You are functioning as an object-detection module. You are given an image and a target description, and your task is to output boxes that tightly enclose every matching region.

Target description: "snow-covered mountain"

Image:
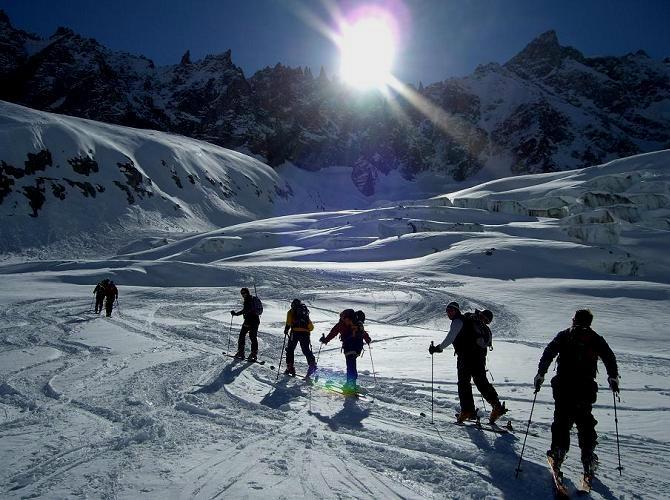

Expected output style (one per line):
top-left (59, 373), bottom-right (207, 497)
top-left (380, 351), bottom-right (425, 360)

top-left (0, 100), bottom-right (298, 253)
top-left (1, 11), bottom-right (668, 195)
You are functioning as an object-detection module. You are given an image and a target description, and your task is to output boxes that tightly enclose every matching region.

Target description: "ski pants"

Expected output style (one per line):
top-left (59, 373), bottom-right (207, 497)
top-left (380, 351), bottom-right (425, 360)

top-left (237, 319), bottom-right (259, 355)
top-left (105, 296), bottom-right (115, 317)
top-left (345, 353), bottom-right (359, 385)
top-left (286, 332), bottom-right (315, 366)
top-left (456, 349), bottom-right (500, 413)
top-left (95, 293), bottom-right (105, 313)
top-left (550, 377), bottom-right (598, 464)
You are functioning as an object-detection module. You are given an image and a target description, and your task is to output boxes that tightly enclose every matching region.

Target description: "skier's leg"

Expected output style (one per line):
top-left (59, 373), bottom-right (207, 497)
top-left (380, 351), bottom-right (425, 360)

top-left (345, 354), bottom-right (358, 386)
top-left (236, 324), bottom-right (248, 356)
top-left (550, 379), bottom-right (575, 460)
top-left (472, 354), bottom-right (500, 406)
top-left (456, 353), bottom-right (476, 413)
top-left (105, 297), bottom-right (113, 317)
top-left (575, 388), bottom-right (599, 472)
top-left (285, 334), bottom-right (298, 366)
top-left (299, 334), bottom-right (316, 365)
top-left (249, 323), bottom-right (259, 357)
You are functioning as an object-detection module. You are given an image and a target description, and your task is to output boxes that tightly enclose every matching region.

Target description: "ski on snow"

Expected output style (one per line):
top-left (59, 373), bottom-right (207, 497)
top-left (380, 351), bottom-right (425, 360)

top-left (222, 352), bottom-right (270, 367)
top-left (454, 418), bottom-right (511, 435)
top-left (547, 456), bottom-right (570, 498)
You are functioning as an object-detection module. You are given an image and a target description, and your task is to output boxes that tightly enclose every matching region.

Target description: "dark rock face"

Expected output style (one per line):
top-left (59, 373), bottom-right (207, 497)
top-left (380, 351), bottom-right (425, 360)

top-left (1, 10), bottom-right (668, 195)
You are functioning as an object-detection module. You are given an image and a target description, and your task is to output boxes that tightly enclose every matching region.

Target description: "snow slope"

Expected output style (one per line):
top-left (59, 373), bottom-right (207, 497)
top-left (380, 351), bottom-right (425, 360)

top-left (1, 150), bottom-right (669, 498)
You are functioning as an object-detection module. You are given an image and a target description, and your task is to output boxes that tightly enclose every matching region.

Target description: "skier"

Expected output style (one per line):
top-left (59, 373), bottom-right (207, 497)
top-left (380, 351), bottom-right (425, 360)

top-left (283, 299), bottom-right (316, 377)
top-left (93, 279), bottom-right (109, 314)
top-left (534, 309), bottom-right (619, 490)
top-left (429, 302), bottom-right (507, 424)
top-left (104, 280), bottom-right (118, 317)
top-left (230, 287), bottom-right (261, 361)
top-left (320, 309), bottom-right (371, 394)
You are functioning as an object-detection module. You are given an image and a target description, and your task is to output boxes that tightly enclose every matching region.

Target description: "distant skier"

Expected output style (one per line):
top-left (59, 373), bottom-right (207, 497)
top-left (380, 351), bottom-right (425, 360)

top-left (429, 302), bottom-right (507, 424)
top-left (534, 309), bottom-right (619, 490)
top-left (321, 309), bottom-right (371, 394)
top-left (93, 279), bottom-right (109, 314)
top-left (104, 280), bottom-right (118, 317)
top-left (283, 299), bottom-right (316, 377)
top-left (230, 287), bottom-right (262, 361)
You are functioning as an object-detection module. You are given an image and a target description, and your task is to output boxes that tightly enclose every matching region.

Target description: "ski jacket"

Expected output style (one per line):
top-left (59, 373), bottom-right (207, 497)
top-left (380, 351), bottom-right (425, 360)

top-left (234, 295), bottom-right (260, 324)
top-left (285, 308), bottom-right (314, 334)
top-left (538, 326), bottom-right (618, 381)
top-left (94, 282), bottom-right (106, 295)
top-left (105, 284), bottom-right (118, 300)
top-left (324, 320), bottom-right (371, 355)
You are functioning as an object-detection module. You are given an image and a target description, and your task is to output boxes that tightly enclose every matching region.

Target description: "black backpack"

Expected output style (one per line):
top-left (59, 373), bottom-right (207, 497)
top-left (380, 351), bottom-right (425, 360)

top-left (292, 303), bottom-right (310, 328)
top-left (460, 312), bottom-right (492, 351)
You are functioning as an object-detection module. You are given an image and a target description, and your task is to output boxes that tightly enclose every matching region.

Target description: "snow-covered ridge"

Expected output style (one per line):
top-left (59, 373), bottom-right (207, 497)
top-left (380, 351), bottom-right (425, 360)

top-left (0, 100), bottom-right (296, 252)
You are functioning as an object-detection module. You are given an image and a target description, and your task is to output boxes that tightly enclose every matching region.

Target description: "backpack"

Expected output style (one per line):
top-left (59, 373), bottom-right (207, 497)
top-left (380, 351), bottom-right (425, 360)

top-left (292, 303), bottom-right (310, 328)
top-left (251, 296), bottom-right (263, 316)
top-left (459, 312), bottom-right (492, 352)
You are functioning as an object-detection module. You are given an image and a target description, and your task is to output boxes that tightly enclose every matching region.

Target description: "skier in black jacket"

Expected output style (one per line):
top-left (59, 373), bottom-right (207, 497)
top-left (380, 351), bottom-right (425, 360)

top-left (429, 302), bottom-right (507, 424)
top-left (230, 287), bottom-right (260, 361)
top-left (534, 309), bottom-right (619, 484)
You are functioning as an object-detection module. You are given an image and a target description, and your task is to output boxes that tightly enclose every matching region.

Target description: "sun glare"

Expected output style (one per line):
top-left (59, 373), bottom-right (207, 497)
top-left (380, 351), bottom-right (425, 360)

top-left (339, 16), bottom-right (396, 89)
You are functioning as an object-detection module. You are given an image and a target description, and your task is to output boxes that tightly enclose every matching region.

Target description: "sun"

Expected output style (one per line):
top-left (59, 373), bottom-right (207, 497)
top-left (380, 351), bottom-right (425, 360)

top-left (339, 16), bottom-right (396, 90)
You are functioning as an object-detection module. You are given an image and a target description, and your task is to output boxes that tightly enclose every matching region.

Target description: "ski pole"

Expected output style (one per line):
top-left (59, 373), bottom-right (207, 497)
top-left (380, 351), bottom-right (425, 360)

top-left (227, 315), bottom-right (233, 353)
top-left (613, 391), bottom-right (623, 475)
top-left (116, 297), bottom-right (121, 314)
top-left (430, 340), bottom-right (435, 424)
top-left (368, 343), bottom-right (378, 386)
top-left (515, 390), bottom-right (538, 478)
top-left (89, 296), bottom-right (95, 313)
top-left (276, 331), bottom-right (288, 382)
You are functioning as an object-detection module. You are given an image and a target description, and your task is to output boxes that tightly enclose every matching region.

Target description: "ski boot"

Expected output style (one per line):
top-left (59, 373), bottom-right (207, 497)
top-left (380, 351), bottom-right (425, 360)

top-left (456, 408), bottom-right (478, 424)
top-left (306, 363), bottom-right (317, 378)
top-left (247, 353), bottom-right (257, 362)
top-left (489, 401), bottom-right (508, 424)
top-left (233, 351), bottom-right (245, 360)
top-left (547, 448), bottom-right (568, 497)
top-left (580, 452), bottom-right (598, 492)
top-left (284, 362), bottom-right (296, 376)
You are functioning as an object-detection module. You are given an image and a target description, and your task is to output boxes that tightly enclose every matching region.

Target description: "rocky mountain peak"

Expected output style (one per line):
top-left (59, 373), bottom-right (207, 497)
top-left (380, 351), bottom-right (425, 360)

top-left (505, 29), bottom-right (584, 79)
top-left (0, 9), bottom-right (10, 26)
top-left (180, 50), bottom-right (191, 65)
top-left (51, 26), bottom-right (76, 39)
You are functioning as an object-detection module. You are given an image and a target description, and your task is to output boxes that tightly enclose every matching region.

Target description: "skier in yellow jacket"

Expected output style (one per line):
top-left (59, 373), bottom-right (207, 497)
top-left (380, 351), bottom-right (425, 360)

top-left (283, 299), bottom-right (316, 377)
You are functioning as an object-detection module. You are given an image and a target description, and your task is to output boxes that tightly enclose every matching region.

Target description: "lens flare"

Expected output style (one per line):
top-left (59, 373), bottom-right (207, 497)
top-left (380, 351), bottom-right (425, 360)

top-left (339, 15), bottom-right (396, 89)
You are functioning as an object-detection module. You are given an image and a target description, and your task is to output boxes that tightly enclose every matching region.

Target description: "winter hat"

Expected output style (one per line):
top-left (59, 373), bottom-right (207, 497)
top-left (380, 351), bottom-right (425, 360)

top-left (355, 310), bottom-right (366, 323)
top-left (340, 309), bottom-right (356, 320)
top-left (446, 301), bottom-right (460, 312)
top-left (291, 299), bottom-right (301, 308)
top-left (240, 287), bottom-right (250, 295)
top-left (481, 309), bottom-right (493, 323)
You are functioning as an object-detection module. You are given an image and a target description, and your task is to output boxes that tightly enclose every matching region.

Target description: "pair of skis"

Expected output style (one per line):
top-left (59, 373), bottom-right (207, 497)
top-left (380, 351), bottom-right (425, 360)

top-left (547, 456), bottom-right (593, 497)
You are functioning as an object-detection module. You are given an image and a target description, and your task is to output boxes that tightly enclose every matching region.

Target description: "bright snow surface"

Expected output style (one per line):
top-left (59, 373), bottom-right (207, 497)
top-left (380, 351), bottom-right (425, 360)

top-left (1, 106), bottom-right (670, 498)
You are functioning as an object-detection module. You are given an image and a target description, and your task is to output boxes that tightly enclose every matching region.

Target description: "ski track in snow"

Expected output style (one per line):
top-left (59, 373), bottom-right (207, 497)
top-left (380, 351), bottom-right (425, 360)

top-left (1, 268), bottom-right (669, 499)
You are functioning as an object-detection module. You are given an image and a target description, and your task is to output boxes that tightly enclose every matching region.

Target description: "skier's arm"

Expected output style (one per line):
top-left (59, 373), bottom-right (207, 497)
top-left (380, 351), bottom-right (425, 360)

top-left (598, 336), bottom-right (619, 379)
top-left (307, 319), bottom-right (314, 332)
top-left (438, 318), bottom-right (463, 350)
top-left (363, 329), bottom-right (371, 345)
top-left (284, 310), bottom-right (292, 335)
top-left (537, 333), bottom-right (562, 376)
top-left (323, 321), bottom-right (343, 343)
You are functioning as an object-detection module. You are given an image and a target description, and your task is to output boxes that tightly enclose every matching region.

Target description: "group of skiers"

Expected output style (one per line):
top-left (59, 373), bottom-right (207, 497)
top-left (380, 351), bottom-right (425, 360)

top-left (92, 279), bottom-right (118, 317)
top-left (230, 290), bottom-right (371, 394)
top-left (430, 302), bottom-right (619, 490)
top-left (228, 287), bottom-right (620, 490)
top-left (94, 279), bottom-right (620, 489)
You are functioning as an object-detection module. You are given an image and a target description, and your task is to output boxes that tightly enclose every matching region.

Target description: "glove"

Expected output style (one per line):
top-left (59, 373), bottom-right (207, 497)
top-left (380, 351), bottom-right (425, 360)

top-left (534, 374), bottom-right (544, 392)
top-left (429, 344), bottom-right (443, 355)
top-left (230, 310), bottom-right (236, 316)
top-left (320, 335), bottom-right (327, 344)
top-left (608, 376), bottom-right (620, 393)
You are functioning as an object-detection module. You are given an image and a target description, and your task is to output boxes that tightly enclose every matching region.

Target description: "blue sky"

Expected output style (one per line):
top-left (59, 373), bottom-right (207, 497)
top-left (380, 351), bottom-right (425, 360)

top-left (2, 0), bottom-right (668, 84)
